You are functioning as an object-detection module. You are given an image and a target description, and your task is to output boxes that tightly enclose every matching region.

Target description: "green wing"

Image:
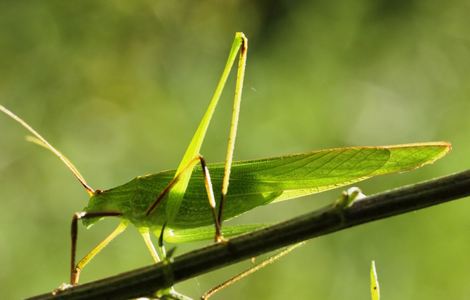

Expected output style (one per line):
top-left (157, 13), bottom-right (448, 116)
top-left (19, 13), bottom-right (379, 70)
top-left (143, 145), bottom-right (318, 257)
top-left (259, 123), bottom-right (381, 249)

top-left (164, 142), bottom-right (449, 230)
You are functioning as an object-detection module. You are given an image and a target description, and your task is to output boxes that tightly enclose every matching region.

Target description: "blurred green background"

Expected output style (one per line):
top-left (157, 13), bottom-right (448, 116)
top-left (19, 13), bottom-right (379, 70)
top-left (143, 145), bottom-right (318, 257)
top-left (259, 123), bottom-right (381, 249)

top-left (1, 1), bottom-right (469, 299)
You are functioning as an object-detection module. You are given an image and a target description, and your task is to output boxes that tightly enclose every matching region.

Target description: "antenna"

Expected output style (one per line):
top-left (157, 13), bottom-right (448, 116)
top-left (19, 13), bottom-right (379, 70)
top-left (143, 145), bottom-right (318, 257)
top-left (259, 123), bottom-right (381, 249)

top-left (0, 105), bottom-right (95, 195)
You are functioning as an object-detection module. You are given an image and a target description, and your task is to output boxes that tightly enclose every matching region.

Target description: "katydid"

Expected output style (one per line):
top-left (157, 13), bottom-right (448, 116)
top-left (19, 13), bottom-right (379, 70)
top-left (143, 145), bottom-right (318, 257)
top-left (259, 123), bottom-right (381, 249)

top-left (0, 32), bottom-right (450, 297)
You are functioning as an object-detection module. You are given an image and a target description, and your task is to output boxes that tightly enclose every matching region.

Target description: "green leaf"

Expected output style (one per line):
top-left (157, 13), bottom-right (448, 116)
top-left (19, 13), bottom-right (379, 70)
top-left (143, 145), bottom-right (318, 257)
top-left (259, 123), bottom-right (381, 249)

top-left (370, 260), bottom-right (380, 300)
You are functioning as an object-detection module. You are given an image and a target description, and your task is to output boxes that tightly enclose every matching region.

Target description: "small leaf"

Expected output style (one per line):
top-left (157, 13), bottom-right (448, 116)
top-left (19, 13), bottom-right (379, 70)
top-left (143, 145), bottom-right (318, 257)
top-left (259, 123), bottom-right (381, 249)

top-left (370, 260), bottom-right (380, 300)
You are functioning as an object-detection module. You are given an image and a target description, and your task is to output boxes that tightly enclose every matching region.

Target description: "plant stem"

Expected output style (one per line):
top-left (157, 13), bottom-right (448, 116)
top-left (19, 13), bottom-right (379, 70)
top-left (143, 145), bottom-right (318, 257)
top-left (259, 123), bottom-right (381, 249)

top-left (28, 169), bottom-right (470, 300)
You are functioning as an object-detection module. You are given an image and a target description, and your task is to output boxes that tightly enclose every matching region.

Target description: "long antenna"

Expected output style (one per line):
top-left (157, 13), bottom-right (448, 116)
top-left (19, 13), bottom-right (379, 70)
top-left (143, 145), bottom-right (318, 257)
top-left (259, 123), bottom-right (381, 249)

top-left (0, 105), bottom-right (94, 195)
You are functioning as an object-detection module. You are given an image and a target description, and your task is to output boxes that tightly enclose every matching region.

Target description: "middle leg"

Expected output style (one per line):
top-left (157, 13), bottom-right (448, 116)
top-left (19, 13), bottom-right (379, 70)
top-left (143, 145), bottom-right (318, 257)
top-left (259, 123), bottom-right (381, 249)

top-left (145, 155), bottom-right (222, 241)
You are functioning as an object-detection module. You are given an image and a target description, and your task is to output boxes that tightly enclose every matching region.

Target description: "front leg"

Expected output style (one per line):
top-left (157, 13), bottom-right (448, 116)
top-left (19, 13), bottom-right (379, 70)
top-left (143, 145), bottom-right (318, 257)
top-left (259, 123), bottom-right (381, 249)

top-left (69, 212), bottom-right (125, 285)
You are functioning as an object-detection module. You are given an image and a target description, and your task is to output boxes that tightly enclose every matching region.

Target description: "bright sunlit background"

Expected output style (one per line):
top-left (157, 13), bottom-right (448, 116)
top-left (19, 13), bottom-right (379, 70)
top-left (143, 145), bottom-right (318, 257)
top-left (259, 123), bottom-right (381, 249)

top-left (1, 1), bottom-right (469, 299)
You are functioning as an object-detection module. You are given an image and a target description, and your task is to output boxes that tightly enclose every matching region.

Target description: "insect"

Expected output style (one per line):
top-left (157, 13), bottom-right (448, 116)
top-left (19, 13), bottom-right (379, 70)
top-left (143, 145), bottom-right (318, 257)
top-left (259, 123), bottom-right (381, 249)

top-left (0, 32), bottom-right (450, 298)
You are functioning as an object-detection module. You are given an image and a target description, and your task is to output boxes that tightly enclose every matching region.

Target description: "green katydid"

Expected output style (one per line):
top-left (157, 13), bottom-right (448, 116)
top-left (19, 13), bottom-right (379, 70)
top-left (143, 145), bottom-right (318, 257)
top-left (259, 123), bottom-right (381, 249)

top-left (0, 31), bottom-right (450, 297)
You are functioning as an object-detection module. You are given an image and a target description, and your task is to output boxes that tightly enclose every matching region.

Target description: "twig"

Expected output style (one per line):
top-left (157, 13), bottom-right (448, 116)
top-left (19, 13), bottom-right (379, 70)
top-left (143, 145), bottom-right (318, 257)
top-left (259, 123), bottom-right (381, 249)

top-left (28, 169), bottom-right (470, 300)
